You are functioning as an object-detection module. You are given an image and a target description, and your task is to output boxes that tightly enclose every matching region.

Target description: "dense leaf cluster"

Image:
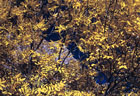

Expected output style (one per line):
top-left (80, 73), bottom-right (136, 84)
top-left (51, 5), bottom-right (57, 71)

top-left (0, 0), bottom-right (140, 96)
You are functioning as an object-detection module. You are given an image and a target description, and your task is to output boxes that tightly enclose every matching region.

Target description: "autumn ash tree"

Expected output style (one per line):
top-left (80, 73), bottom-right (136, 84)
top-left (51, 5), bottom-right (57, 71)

top-left (0, 0), bottom-right (140, 95)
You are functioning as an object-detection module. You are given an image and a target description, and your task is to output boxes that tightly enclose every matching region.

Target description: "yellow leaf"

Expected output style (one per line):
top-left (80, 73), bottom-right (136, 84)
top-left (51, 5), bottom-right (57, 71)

top-left (121, 2), bottom-right (126, 8)
top-left (0, 79), bottom-right (6, 89)
top-left (74, 2), bottom-right (81, 8)
top-left (56, 25), bottom-right (67, 33)
top-left (119, 65), bottom-right (127, 69)
top-left (2, 91), bottom-right (12, 95)
top-left (34, 20), bottom-right (45, 30)
top-left (14, 73), bottom-right (21, 79)
top-left (19, 26), bottom-right (24, 30)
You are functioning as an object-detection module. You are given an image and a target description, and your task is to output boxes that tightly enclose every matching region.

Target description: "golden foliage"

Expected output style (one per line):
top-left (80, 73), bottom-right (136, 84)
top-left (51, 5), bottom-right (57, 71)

top-left (0, 0), bottom-right (140, 95)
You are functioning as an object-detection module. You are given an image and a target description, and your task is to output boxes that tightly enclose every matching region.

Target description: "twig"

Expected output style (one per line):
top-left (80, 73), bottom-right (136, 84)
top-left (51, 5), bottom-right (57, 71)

top-left (35, 38), bottom-right (44, 51)
top-left (58, 46), bottom-right (63, 60)
top-left (60, 51), bottom-right (70, 67)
